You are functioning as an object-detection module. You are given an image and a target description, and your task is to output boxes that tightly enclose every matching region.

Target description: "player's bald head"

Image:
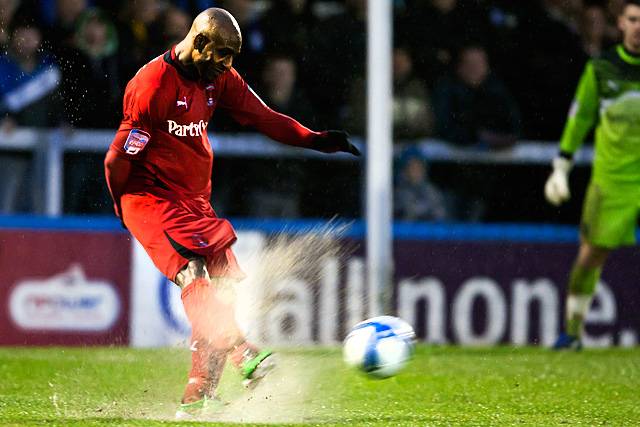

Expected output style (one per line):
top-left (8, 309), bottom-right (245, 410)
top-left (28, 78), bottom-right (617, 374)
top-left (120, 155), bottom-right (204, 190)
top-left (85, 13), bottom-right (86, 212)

top-left (177, 8), bottom-right (242, 80)
top-left (191, 8), bottom-right (242, 51)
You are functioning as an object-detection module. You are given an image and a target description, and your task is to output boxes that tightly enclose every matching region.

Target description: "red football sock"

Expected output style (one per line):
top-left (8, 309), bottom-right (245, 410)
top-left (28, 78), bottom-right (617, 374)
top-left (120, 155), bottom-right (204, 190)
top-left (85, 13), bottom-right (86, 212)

top-left (180, 277), bottom-right (246, 401)
top-left (182, 338), bottom-right (226, 403)
top-left (229, 341), bottom-right (260, 369)
top-left (181, 277), bottom-right (245, 349)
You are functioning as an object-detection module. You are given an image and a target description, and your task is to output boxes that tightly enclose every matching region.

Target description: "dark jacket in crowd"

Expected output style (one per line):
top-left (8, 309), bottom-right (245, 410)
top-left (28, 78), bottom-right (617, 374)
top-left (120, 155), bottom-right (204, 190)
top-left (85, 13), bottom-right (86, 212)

top-left (433, 74), bottom-right (521, 147)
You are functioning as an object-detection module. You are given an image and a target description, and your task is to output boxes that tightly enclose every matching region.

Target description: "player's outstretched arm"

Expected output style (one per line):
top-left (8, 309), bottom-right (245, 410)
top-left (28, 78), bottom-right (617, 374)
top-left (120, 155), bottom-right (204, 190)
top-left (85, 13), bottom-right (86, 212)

top-left (219, 69), bottom-right (360, 156)
top-left (242, 106), bottom-right (361, 156)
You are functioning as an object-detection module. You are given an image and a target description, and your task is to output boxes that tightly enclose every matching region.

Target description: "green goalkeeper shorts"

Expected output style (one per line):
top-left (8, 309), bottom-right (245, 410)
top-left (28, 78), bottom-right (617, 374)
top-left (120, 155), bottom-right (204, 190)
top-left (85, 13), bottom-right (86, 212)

top-left (580, 181), bottom-right (640, 248)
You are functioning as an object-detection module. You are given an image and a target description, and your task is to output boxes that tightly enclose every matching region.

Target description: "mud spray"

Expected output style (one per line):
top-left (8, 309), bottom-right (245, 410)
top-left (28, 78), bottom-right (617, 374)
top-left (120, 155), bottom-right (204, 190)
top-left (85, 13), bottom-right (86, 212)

top-left (203, 222), bottom-right (353, 424)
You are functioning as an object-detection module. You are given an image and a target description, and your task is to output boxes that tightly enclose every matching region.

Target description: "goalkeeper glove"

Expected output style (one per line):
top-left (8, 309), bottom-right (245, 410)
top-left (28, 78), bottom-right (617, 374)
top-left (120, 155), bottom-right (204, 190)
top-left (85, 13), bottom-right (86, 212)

top-left (310, 130), bottom-right (361, 156)
top-left (544, 156), bottom-right (572, 206)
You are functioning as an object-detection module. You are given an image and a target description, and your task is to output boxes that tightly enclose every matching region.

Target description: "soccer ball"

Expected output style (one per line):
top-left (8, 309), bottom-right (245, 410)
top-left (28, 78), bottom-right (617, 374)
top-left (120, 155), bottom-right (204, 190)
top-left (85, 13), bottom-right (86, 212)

top-left (343, 315), bottom-right (415, 379)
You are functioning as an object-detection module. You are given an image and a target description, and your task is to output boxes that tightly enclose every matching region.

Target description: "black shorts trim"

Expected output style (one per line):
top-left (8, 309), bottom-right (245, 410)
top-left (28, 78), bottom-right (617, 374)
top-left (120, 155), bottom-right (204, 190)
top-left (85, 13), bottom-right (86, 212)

top-left (163, 231), bottom-right (202, 260)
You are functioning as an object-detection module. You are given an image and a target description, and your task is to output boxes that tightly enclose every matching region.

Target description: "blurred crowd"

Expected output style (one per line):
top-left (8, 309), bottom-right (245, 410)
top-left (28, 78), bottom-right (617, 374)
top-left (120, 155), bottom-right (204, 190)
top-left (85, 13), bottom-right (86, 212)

top-left (0, 0), bottom-right (623, 220)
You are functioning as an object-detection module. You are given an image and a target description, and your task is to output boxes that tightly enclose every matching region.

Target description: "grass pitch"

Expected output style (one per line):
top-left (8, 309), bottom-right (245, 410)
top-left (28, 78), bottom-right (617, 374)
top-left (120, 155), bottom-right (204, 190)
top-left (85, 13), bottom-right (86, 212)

top-left (0, 346), bottom-right (638, 426)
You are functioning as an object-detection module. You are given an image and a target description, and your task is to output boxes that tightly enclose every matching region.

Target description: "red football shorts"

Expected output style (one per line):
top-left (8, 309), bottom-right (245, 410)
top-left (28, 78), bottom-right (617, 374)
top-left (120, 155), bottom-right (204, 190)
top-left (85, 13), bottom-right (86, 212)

top-left (121, 192), bottom-right (246, 282)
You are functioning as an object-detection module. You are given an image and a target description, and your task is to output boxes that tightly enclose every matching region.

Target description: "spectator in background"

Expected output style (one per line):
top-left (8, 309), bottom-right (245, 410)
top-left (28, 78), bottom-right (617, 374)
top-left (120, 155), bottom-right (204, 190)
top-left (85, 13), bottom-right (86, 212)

top-left (117, 0), bottom-right (164, 82)
top-left (392, 46), bottom-right (434, 140)
top-left (260, 0), bottom-right (317, 85)
top-left (433, 45), bottom-right (520, 148)
top-left (245, 53), bottom-right (314, 218)
top-left (606, 0), bottom-right (626, 38)
top-left (58, 8), bottom-right (120, 128)
top-left (48, 0), bottom-right (87, 52)
top-left (0, 0), bottom-right (21, 48)
top-left (544, 0), bottom-right (584, 33)
top-left (515, 0), bottom-right (587, 139)
top-left (484, 1), bottom-right (532, 93)
top-left (160, 5), bottom-right (192, 49)
top-left (581, 4), bottom-right (614, 57)
top-left (309, 0), bottom-right (367, 127)
top-left (396, 0), bottom-right (490, 87)
top-left (260, 0), bottom-right (315, 53)
top-left (259, 53), bottom-right (315, 125)
top-left (0, 22), bottom-right (61, 213)
top-left (57, 8), bottom-right (120, 214)
top-left (347, 46), bottom-right (434, 140)
top-left (90, 0), bottom-right (124, 20)
top-left (219, 0), bottom-right (265, 86)
top-left (394, 147), bottom-right (449, 222)
top-left (0, 22), bottom-right (62, 128)
top-left (607, 0), bottom-right (626, 16)
top-left (209, 0), bottom-right (266, 132)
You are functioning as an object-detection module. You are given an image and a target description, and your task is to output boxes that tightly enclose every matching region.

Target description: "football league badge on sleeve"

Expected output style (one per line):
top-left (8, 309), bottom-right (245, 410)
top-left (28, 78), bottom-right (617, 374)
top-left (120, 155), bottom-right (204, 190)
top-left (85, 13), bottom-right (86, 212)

top-left (124, 129), bottom-right (151, 155)
top-left (206, 84), bottom-right (215, 106)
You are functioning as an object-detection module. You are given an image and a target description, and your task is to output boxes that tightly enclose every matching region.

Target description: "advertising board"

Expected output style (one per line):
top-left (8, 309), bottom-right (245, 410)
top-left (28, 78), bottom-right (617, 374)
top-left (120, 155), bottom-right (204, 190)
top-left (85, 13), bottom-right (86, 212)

top-left (129, 230), bottom-right (640, 348)
top-left (0, 230), bottom-right (131, 345)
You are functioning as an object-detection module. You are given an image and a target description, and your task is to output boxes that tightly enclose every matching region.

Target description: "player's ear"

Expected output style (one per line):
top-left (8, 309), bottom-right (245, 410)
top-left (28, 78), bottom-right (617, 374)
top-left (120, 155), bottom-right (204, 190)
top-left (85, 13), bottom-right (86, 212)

top-left (194, 33), bottom-right (210, 53)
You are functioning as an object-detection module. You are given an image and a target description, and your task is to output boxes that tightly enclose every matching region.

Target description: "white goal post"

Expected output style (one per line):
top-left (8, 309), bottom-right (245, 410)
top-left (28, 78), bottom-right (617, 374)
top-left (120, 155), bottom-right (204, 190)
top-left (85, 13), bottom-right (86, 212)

top-left (366, 0), bottom-right (393, 316)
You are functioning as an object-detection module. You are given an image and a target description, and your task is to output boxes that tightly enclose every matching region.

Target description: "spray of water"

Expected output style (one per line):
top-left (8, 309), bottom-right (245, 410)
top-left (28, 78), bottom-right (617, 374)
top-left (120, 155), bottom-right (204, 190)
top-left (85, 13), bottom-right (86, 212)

top-left (126, 222), bottom-right (355, 424)
top-left (198, 222), bottom-right (353, 424)
top-left (245, 221), bottom-right (351, 327)
top-left (55, 223), bottom-right (353, 423)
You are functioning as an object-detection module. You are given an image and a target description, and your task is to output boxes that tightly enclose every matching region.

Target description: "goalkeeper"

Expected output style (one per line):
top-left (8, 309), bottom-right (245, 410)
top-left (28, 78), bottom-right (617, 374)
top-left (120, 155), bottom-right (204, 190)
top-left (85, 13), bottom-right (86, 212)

top-left (545, 0), bottom-right (640, 349)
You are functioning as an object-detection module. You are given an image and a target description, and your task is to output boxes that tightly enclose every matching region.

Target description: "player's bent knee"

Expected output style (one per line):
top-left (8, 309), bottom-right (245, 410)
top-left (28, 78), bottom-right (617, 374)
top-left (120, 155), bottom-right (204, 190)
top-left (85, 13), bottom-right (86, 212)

top-left (175, 258), bottom-right (209, 288)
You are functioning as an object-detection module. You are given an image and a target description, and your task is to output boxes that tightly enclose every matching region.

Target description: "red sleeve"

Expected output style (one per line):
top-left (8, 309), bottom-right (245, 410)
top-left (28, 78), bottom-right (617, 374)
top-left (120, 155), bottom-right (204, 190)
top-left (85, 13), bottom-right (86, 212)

top-left (106, 80), bottom-right (169, 219)
top-left (111, 82), bottom-right (170, 156)
top-left (218, 68), bottom-right (320, 147)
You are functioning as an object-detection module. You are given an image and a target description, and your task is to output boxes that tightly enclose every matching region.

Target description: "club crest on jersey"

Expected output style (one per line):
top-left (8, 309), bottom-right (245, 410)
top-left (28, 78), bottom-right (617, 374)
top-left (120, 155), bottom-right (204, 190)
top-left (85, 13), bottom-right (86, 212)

top-left (206, 84), bottom-right (215, 106)
top-left (124, 129), bottom-right (150, 155)
top-left (191, 233), bottom-right (208, 248)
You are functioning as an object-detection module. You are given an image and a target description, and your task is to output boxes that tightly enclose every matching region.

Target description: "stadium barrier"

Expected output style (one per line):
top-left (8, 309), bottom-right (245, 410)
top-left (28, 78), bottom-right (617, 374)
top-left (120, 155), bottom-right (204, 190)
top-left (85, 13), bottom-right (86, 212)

top-left (0, 128), bottom-right (594, 216)
top-left (1, 216), bottom-right (638, 348)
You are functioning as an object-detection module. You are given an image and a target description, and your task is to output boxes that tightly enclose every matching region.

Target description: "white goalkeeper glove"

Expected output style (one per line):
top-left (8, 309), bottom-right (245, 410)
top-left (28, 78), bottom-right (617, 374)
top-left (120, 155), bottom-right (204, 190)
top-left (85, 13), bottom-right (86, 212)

top-left (544, 157), bottom-right (572, 206)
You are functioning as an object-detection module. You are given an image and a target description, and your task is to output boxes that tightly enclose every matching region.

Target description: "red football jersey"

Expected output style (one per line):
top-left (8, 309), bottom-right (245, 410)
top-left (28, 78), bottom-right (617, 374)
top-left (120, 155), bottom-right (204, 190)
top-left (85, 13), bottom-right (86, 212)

top-left (109, 47), bottom-right (319, 201)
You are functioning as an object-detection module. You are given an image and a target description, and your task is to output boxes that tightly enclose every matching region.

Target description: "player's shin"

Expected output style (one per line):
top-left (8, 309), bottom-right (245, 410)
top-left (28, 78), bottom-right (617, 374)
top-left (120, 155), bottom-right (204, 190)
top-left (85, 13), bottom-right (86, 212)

top-left (181, 277), bottom-right (245, 348)
top-left (180, 276), bottom-right (272, 389)
top-left (180, 277), bottom-right (242, 402)
top-left (565, 263), bottom-right (601, 337)
top-left (182, 338), bottom-right (227, 403)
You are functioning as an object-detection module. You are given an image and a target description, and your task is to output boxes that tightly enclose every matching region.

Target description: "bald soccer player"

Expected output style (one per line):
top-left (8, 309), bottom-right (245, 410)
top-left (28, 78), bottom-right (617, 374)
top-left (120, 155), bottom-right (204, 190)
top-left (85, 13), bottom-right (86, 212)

top-left (104, 8), bottom-right (359, 418)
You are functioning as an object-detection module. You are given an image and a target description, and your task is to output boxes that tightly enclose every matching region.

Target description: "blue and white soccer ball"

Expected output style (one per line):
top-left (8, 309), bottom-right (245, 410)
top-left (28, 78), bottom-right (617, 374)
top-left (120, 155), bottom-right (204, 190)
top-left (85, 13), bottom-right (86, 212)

top-left (343, 315), bottom-right (416, 379)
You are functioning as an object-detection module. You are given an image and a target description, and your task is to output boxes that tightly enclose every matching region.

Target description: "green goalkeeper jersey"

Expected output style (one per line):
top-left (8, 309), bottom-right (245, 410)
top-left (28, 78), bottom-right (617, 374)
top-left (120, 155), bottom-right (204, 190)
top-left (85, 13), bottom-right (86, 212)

top-left (560, 45), bottom-right (640, 187)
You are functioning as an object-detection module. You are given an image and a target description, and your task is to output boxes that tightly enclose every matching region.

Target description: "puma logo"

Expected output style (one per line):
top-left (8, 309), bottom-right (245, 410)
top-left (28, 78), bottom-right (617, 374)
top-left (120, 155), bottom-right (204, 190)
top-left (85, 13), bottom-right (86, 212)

top-left (176, 96), bottom-right (188, 108)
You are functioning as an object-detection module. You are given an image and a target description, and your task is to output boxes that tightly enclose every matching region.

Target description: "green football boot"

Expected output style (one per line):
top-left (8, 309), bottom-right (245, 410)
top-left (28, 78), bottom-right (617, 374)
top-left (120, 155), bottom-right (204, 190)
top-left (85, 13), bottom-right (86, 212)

top-left (175, 395), bottom-right (225, 420)
top-left (241, 349), bottom-right (277, 388)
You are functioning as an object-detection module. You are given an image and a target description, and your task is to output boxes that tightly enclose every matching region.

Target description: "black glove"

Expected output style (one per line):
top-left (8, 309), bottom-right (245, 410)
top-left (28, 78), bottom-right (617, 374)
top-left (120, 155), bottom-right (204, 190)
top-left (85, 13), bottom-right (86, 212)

top-left (310, 130), bottom-right (361, 156)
